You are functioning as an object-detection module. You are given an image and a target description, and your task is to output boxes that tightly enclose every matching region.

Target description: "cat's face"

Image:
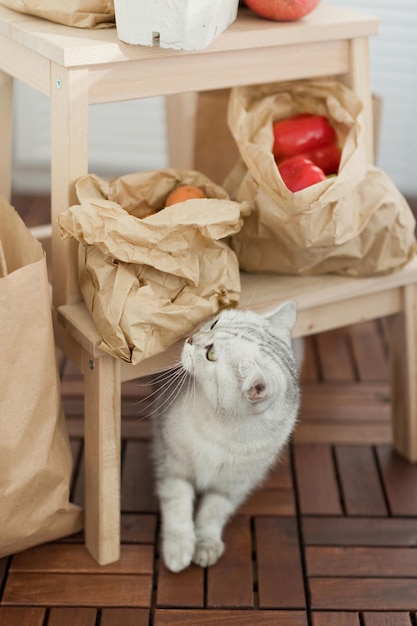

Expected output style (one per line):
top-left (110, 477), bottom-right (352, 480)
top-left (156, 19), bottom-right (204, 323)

top-left (181, 302), bottom-right (298, 415)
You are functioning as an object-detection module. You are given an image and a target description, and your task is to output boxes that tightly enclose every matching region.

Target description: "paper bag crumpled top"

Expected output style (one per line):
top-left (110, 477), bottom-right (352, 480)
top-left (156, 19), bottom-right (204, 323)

top-left (225, 79), bottom-right (417, 277)
top-left (59, 169), bottom-right (250, 365)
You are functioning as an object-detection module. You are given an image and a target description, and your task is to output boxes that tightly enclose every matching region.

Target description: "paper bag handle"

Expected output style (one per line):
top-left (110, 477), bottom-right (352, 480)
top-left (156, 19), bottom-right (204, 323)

top-left (0, 241), bottom-right (8, 278)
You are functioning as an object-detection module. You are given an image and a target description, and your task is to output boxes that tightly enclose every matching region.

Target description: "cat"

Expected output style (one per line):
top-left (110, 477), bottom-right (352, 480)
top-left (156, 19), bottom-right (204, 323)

top-left (152, 301), bottom-right (301, 573)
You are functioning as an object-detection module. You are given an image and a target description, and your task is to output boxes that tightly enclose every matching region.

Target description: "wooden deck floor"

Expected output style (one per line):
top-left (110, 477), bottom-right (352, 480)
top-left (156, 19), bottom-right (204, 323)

top-left (2, 195), bottom-right (417, 625)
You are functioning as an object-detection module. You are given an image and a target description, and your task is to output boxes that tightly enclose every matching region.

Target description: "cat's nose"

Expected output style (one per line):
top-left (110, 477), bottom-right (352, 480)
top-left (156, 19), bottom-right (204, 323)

top-left (186, 336), bottom-right (193, 345)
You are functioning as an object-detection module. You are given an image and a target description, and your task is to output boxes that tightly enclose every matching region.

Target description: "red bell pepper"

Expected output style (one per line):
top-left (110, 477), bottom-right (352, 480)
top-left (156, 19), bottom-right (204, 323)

top-left (273, 113), bottom-right (337, 160)
top-left (278, 156), bottom-right (326, 192)
top-left (298, 143), bottom-right (341, 176)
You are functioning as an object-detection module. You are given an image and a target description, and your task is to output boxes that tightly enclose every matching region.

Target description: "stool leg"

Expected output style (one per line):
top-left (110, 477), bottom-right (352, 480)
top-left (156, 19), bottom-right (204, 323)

top-left (165, 92), bottom-right (198, 168)
top-left (387, 284), bottom-right (417, 462)
top-left (342, 37), bottom-right (374, 163)
top-left (83, 352), bottom-right (122, 564)
top-left (0, 70), bottom-right (13, 201)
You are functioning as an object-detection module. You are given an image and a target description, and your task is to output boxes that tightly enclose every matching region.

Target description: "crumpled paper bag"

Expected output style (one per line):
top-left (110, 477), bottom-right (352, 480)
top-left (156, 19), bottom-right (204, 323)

top-left (0, 197), bottom-right (83, 558)
top-left (0, 0), bottom-right (115, 28)
top-left (225, 79), bottom-right (416, 276)
top-left (58, 169), bottom-right (250, 364)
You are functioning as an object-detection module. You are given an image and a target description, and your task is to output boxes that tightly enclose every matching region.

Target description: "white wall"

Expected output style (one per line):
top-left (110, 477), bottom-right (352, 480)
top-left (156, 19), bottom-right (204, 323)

top-left (325, 0), bottom-right (417, 197)
top-left (12, 1), bottom-right (417, 197)
top-left (12, 83), bottom-right (168, 192)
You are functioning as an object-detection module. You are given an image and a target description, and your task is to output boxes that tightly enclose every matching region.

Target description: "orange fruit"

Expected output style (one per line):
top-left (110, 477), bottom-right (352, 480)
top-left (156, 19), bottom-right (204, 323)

top-left (165, 184), bottom-right (207, 207)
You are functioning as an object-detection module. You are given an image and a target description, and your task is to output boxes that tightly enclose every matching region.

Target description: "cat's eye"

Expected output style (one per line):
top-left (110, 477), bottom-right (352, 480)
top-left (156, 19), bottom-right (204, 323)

top-left (210, 319), bottom-right (218, 330)
top-left (205, 344), bottom-right (216, 361)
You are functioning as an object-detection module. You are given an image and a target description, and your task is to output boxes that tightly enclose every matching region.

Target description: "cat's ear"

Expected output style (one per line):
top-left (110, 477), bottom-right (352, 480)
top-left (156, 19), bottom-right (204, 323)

top-left (264, 300), bottom-right (297, 333)
top-left (242, 368), bottom-right (268, 403)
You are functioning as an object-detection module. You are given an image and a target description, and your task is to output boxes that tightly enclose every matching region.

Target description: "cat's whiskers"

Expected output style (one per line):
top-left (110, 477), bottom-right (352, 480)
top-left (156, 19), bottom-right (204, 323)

top-left (134, 361), bottom-right (182, 388)
top-left (150, 372), bottom-right (188, 418)
top-left (132, 363), bottom-right (183, 408)
top-left (138, 367), bottom-right (188, 420)
top-left (151, 360), bottom-right (183, 379)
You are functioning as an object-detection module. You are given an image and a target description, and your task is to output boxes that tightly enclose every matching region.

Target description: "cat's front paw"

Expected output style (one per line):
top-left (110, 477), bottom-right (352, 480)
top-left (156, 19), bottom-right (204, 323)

top-left (193, 538), bottom-right (224, 568)
top-left (163, 535), bottom-right (195, 573)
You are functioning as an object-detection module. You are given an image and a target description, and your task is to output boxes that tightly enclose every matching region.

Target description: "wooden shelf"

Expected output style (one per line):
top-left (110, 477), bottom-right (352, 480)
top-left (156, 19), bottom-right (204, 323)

top-left (0, 5), bottom-right (378, 69)
top-left (57, 256), bottom-right (417, 380)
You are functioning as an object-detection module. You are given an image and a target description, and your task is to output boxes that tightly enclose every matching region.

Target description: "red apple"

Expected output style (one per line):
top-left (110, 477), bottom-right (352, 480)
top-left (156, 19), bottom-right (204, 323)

top-left (244, 0), bottom-right (321, 21)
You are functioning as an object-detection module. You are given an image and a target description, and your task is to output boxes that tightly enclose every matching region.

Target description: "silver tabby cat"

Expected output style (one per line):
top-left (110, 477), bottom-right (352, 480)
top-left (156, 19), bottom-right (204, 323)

top-left (152, 301), bottom-right (301, 573)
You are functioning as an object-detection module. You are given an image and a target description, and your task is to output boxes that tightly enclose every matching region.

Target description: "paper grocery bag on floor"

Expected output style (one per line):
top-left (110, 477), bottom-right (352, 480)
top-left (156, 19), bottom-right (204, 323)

top-left (0, 198), bottom-right (83, 558)
top-left (0, 0), bottom-right (115, 28)
top-left (226, 80), bottom-right (416, 276)
top-left (58, 169), bottom-right (249, 365)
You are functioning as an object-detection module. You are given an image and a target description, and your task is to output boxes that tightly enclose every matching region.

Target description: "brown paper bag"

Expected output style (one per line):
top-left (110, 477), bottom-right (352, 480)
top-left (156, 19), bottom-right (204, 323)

top-left (226, 80), bottom-right (416, 276)
top-left (0, 0), bottom-right (115, 28)
top-left (0, 198), bottom-right (83, 558)
top-left (58, 169), bottom-right (250, 365)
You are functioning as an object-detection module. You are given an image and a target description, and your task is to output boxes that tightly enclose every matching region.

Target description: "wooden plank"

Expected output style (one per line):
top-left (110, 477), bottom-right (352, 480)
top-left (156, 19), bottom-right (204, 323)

top-left (262, 448), bottom-right (293, 489)
top-left (2, 573), bottom-right (152, 607)
top-left (300, 336), bottom-right (320, 382)
top-left (61, 376), bottom-right (147, 421)
top-left (100, 609), bottom-right (150, 626)
top-left (334, 445), bottom-right (387, 515)
top-left (300, 382), bottom-right (391, 407)
top-left (387, 284), bottom-right (417, 462)
top-left (0, 35), bottom-right (50, 96)
top-left (306, 546), bottom-right (417, 577)
top-left (12, 194), bottom-right (50, 227)
top-left (294, 444), bottom-right (343, 515)
top-left (316, 329), bottom-right (355, 381)
top-left (312, 613), bottom-right (361, 626)
top-left (362, 613), bottom-right (413, 626)
top-left (255, 517), bottom-right (305, 609)
top-left (239, 260), bottom-right (417, 320)
top-left (154, 609), bottom-right (308, 625)
top-left (293, 288), bottom-right (401, 339)
top-left (10, 544), bottom-right (153, 575)
top-left (350, 321), bottom-right (389, 381)
top-left (343, 37), bottom-right (374, 161)
top-left (0, 4), bottom-right (378, 67)
top-left (207, 516), bottom-right (254, 608)
top-left (156, 562), bottom-right (204, 608)
top-left (0, 608), bottom-right (45, 626)
top-left (88, 40), bottom-right (349, 103)
top-left (300, 405), bottom-right (391, 423)
top-left (310, 578), bottom-right (417, 610)
top-left (239, 488), bottom-right (295, 516)
top-left (121, 377), bottom-right (155, 420)
top-left (166, 92), bottom-right (198, 170)
top-left (83, 350), bottom-right (122, 566)
top-left (47, 608), bottom-right (97, 626)
top-left (377, 446), bottom-right (417, 516)
top-left (120, 419), bottom-right (153, 440)
top-left (303, 516), bottom-right (417, 547)
top-left (121, 440), bottom-right (159, 513)
top-left (294, 422), bottom-right (392, 446)
top-left (121, 514), bottom-right (157, 544)
top-left (59, 255), bottom-right (417, 380)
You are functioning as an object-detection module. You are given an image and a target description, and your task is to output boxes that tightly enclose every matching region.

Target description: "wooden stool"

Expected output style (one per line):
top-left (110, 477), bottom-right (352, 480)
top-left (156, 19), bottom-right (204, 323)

top-left (1, 4), bottom-right (416, 568)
